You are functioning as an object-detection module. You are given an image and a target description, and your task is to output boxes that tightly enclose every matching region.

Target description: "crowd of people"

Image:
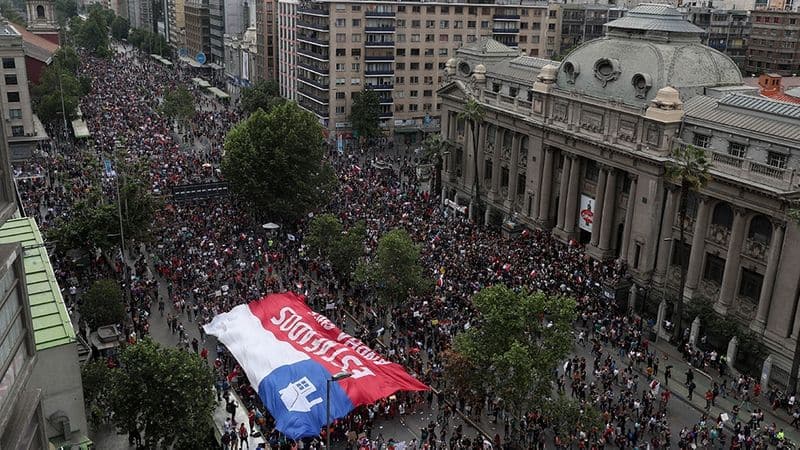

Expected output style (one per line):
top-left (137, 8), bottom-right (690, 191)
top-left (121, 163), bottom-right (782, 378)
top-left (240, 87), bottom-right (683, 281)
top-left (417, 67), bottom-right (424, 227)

top-left (13, 44), bottom-right (796, 450)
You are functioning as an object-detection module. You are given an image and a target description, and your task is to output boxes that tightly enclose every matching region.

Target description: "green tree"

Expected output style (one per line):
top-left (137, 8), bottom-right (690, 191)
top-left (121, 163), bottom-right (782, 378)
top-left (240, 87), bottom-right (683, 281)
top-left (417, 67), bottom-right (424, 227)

top-left (82, 360), bottom-right (112, 430)
top-left (421, 133), bottom-right (450, 194)
top-left (445, 285), bottom-right (576, 416)
top-left (306, 214), bottom-right (366, 279)
top-left (349, 89), bottom-right (381, 142)
top-left (240, 79), bottom-right (284, 115)
top-left (0, 0), bottom-right (25, 25)
top-left (457, 98), bottom-right (485, 223)
top-left (111, 16), bottom-right (129, 40)
top-left (544, 399), bottom-right (603, 443)
top-left (222, 102), bottom-right (337, 221)
top-left (72, 13), bottom-right (111, 57)
top-left (306, 213), bottom-right (343, 258)
top-left (357, 229), bottom-right (429, 304)
top-left (54, 0), bottom-right (78, 25)
top-left (160, 86), bottom-right (195, 125)
top-left (52, 46), bottom-right (81, 75)
top-left (665, 144), bottom-right (711, 342)
top-left (103, 339), bottom-right (215, 448)
top-left (80, 279), bottom-right (126, 329)
top-left (32, 65), bottom-right (82, 124)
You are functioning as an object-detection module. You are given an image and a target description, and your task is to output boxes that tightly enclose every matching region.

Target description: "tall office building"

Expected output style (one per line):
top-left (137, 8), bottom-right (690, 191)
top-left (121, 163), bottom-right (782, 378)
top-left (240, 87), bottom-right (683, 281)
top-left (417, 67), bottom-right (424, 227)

top-left (168, 0), bottom-right (187, 48)
top-left (684, 7), bottom-right (750, 72)
top-left (276, 0), bottom-right (297, 96)
top-left (185, 0), bottom-right (212, 57)
top-left (746, 10), bottom-right (800, 76)
top-left (293, 0), bottom-right (560, 139)
top-left (256, 0), bottom-right (279, 82)
top-left (208, 0), bottom-right (225, 65)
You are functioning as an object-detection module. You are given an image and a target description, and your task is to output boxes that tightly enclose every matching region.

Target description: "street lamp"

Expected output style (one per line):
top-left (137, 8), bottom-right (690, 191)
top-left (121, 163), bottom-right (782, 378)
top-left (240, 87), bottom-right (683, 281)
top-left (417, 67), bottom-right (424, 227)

top-left (325, 371), bottom-right (351, 449)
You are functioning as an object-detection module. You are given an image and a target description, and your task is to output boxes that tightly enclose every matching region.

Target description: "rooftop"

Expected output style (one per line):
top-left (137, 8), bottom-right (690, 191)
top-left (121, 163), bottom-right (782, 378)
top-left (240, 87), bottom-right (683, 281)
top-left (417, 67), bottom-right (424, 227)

top-left (684, 94), bottom-right (800, 143)
top-left (605, 3), bottom-right (705, 37)
top-left (0, 217), bottom-right (75, 351)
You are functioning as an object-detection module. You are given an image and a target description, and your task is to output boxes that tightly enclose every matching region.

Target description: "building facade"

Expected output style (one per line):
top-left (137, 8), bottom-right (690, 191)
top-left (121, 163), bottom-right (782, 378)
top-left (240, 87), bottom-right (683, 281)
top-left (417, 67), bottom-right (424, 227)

top-left (168, 0), bottom-right (187, 48)
top-left (558, 4), bottom-right (625, 58)
top-left (439, 4), bottom-right (800, 386)
top-left (294, 0), bottom-right (561, 137)
top-left (684, 7), bottom-right (750, 71)
top-left (128, 0), bottom-right (155, 32)
top-left (208, 0), bottom-right (225, 65)
top-left (256, 0), bottom-right (279, 82)
top-left (185, 0), bottom-right (212, 57)
top-left (276, 0), bottom-right (297, 96)
top-left (25, 0), bottom-right (58, 45)
top-left (746, 10), bottom-right (800, 76)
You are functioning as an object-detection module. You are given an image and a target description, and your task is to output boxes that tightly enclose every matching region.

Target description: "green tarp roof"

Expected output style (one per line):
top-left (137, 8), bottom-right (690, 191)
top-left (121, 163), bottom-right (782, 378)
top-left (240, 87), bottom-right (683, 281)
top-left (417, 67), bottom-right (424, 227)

top-left (0, 218), bottom-right (75, 351)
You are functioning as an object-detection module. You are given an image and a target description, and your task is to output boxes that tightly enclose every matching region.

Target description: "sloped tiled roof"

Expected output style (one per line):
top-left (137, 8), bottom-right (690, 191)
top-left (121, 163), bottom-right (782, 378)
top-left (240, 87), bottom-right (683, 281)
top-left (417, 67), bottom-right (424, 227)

top-left (684, 94), bottom-right (800, 142)
top-left (458, 37), bottom-right (520, 57)
top-left (0, 217), bottom-right (75, 351)
top-left (487, 56), bottom-right (558, 84)
top-left (605, 3), bottom-right (705, 35)
top-left (10, 23), bottom-right (58, 63)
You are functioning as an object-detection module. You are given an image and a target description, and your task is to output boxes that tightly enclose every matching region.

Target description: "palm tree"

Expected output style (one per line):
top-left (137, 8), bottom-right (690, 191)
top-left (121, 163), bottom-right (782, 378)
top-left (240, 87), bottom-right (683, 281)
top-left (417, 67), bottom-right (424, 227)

top-left (457, 98), bottom-right (486, 223)
top-left (665, 144), bottom-right (711, 342)
top-left (422, 133), bottom-right (450, 195)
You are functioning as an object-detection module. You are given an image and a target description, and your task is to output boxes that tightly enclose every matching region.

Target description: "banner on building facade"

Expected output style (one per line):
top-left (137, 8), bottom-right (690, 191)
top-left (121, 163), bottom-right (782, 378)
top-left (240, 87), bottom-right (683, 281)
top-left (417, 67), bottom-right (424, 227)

top-left (579, 194), bottom-right (595, 233)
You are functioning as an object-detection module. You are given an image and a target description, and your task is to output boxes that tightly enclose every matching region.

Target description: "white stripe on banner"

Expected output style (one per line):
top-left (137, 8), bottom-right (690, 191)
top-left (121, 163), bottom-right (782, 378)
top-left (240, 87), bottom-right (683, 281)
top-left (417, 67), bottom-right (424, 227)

top-left (204, 305), bottom-right (310, 385)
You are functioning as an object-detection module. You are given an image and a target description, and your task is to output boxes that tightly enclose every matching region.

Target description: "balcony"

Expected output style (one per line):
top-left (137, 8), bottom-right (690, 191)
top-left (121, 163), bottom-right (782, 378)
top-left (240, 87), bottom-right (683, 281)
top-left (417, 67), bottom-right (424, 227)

top-left (296, 34), bottom-right (329, 47)
top-left (492, 27), bottom-right (519, 34)
top-left (365, 40), bottom-right (394, 47)
top-left (297, 88), bottom-right (330, 105)
top-left (297, 75), bottom-right (329, 91)
top-left (297, 20), bottom-right (328, 32)
top-left (365, 26), bottom-right (396, 33)
top-left (705, 148), bottom-right (798, 190)
top-left (365, 54), bottom-right (395, 61)
top-left (493, 14), bottom-right (520, 20)
top-left (366, 83), bottom-right (393, 90)
top-left (297, 62), bottom-right (329, 76)
top-left (298, 48), bottom-right (329, 61)
top-left (365, 68), bottom-right (394, 75)
top-left (379, 111), bottom-right (393, 118)
top-left (379, 97), bottom-right (394, 104)
top-left (297, 7), bottom-right (328, 17)
top-left (298, 99), bottom-right (329, 120)
top-left (365, 10), bottom-right (395, 17)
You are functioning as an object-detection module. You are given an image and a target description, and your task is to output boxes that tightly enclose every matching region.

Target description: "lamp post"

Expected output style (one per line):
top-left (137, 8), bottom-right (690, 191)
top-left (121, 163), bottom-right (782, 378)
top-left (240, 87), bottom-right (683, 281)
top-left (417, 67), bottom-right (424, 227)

top-left (326, 371), bottom-right (351, 449)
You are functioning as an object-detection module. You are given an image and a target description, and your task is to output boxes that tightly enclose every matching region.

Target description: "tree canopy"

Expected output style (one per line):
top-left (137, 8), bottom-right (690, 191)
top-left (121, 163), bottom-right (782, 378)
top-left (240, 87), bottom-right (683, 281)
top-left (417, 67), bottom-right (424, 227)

top-left (80, 279), bottom-right (126, 330)
top-left (69, 13), bottom-right (111, 57)
top-left (0, 1), bottom-right (25, 25)
top-left (111, 16), bottom-right (129, 40)
top-left (222, 101), bottom-right (337, 221)
top-left (83, 339), bottom-right (215, 448)
top-left (356, 228), bottom-right (429, 304)
top-left (240, 79), bottom-right (285, 116)
top-left (160, 86), bottom-right (195, 124)
top-left (349, 90), bottom-right (381, 140)
top-left (54, 0), bottom-right (78, 25)
top-left (128, 28), bottom-right (170, 57)
top-left (32, 64), bottom-right (86, 124)
top-left (445, 285), bottom-right (576, 415)
top-left (306, 214), bottom-right (366, 279)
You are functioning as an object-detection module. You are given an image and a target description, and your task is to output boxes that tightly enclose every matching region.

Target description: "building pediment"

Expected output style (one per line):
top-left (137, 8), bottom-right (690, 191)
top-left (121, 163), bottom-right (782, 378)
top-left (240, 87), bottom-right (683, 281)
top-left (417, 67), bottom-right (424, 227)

top-left (437, 80), bottom-right (471, 101)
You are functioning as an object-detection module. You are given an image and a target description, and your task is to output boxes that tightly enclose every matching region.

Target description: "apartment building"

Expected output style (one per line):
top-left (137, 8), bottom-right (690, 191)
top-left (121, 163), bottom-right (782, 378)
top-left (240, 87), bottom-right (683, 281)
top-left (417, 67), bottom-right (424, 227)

top-left (293, 0), bottom-right (559, 137)
top-left (255, 0), bottom-right (279, 82)
top-left (558, 3), bottom-right (626, 58)
top-left (168, 0), bottom-right (187, 47)
top-left (209, 0), bottom-right (225, 65)
top-left (746, 10), bottom-right (800, 76)
top-left (128, 0), bottom-right (155, 32)
top-left (276, 0), bottom-right (297, 97)
top-left (685, 7), bottom-right (750, 71)
top-left (185, 0), bottom-right (212, 57)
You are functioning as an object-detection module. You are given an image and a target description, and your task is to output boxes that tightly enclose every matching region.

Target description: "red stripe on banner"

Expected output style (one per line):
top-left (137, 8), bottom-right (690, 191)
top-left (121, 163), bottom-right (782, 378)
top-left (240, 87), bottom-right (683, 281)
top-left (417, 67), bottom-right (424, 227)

top-left (246, 292), bottom-right (428, 406)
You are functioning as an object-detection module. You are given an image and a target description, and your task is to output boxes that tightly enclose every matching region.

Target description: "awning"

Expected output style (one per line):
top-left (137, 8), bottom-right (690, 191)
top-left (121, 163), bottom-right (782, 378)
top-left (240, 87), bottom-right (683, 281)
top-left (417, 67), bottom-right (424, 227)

top-left (192, 77), bottom-right (211, 88)
top-left (180, 55), bottom-right (205, 68)
top-left (207, 87), bottom-right (230, 99)
top-left (71, 119), bottom-right (90, 139)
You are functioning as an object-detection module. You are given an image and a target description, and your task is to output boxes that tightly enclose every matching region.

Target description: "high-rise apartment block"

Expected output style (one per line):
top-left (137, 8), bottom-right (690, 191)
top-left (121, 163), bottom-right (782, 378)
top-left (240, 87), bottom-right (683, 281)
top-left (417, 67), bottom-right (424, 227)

top-left (185, 0), bottom-right (212, 57)
top-left (684, 7), bottom-right (750, 71)
top-left (255, 0), bottom-right (279, 82)
top-left (292, 0), bottom-right (561, 137)
top-left (746, 10), bottom-right (800, 76)
top-left (168, 0), bottom-right (187, 47)
top-left (276, 0), bottom-right (297, 97)
top-left (557, 3), bottom-right (625, 57)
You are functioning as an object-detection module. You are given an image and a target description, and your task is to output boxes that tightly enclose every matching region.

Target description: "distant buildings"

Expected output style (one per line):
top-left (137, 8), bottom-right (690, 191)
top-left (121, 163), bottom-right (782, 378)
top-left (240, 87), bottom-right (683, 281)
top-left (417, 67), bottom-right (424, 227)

top-left (746, 10), bottom-right (800, 76)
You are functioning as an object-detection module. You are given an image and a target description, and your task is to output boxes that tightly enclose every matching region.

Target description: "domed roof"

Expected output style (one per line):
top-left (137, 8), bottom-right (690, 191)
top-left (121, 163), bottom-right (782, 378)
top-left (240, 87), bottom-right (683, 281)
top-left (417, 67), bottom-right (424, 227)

top-left (556, 3), bottom-right (742, 107)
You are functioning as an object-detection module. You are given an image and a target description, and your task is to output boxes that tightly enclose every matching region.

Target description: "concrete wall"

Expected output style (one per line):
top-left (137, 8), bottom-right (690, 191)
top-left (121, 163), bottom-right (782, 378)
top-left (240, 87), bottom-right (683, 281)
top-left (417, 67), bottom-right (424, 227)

top-left (29, 343), bottom-right (88, 441)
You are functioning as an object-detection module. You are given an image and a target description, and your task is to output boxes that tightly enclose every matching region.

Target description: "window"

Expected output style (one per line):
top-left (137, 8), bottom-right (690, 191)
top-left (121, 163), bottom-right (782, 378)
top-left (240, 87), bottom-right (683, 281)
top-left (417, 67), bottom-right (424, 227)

top-left (439, 34), bottom-right (448, 42)
top-left (703, 253), bottom-right (725, 284)
top-left (351, 34), bottom-right (361, 43)
top-left (396, 19), bottom-right (405, 28)
top-left (728, 142), bottom-right (747, 158)
top-left (425, 34), bottom-right (434, 42)
top-left (426, 20), bottom-right (435, 28)
top-left (335, 92), bottom-right (345, 99)
top-left (336, 48), bottom-right (346, 57)
top-left (440, 6), bottom-right (449, 13)
top-left (692, 134), bottom-right (710, 148)
top-left (409, 76), bottom-right (418, 83)
top-left (336, 78), bottom-right (345, 85)
top-left (412, 20), bottom-right (420, 28)
top-left (396, 62), bottom-right (405, 70)
top-left (748, 215), bottom-right (773, 244)
top-left (10, 125), bottom-right (23, 136)
top-left (411, 34), bottom-right (420, 42)
top-left (397, 6), bottom-right (405, 12)
top-left (492, 83), bottom-right (501, 93)
top-left (336, 33), bottom-right (346, 43)
top-left (409, 104), bottom-right (418, 112)
top-left (395, 76), bottom-right (404, 84)
top-left (335, 106), bottom-right (345, 114)
top-left (548, 23), bottom-right (556, 31)
top-left (711, 203), bottom-right (733, 228)
top-left (426, 6), bottom-right (435, 13)
top-left (6, 91), bottom-right (19, 102)
top-left (9, 108), bottom-right (21, 119)
top-left (424, 76), bottom-right (433, 84)
top-left (335, 63), bottom-right (345, 72)
top-left (352, 19), bottom-right (360, 26)
top-left (424, 48), bottom-right (434, 56)
top-left (767, 151), bottom-right (788, 169)
top-left (410, 48), bottom-right (419, 56)
top-left (396, 49), bottom-right (406, 56)
top-left (455, 6), bottom-right (462, 13)
top-left (410, 90), bottom-right (418, 97)
top-left (585, 160), bottom-right (599, 182)
top-left (739, 269), bottom-right (763, 301)
top-left (439, 48), bottom-right (448, 56)
top-left (395, 104), bottom-right (404, 112)
top-left (412, 6), bottom-right (420, 12)
top-left (351, 63), bottom-right (359, 71)
top-left (335, 19), bottom-right (346, 27)
top-left (454, 20), bottom-right (463, 29)
top-left (351, 49), bottom-right (360, 57)
top-left (351, 5), bottom-right (360, 11)
top-left (468, 21), bottom-right (476, 28)
top-left (423, 89), bottom-right (432, 97)
top-left (351, 78), bottom-right (360, 85)
top-left (509, 87), bottom-right (518, 97)
top-left (4, 74), bottom-right (16, 85)
top-left (671, 242), bottom-right (691, 267)
top-left (440, 20), bottom-right (449, 28)
top-left (396, 34), bottom-right (405, 43)
top-left (481, 21), bottom-right (490, 29)
top-left (410, 62), bottom-right (419, 70)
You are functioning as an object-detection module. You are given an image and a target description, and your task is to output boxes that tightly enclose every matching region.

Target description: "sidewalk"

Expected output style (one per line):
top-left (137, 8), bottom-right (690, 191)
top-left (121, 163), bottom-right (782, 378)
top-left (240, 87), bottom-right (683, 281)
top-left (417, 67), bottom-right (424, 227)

top-left (645, 337), bottom-right (800, 441)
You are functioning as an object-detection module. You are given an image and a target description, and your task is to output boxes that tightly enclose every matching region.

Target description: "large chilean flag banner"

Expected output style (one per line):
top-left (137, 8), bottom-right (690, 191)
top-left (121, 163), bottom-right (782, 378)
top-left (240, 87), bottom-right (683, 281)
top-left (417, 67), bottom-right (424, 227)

top-left (203, 292), bottom-right (428, 439)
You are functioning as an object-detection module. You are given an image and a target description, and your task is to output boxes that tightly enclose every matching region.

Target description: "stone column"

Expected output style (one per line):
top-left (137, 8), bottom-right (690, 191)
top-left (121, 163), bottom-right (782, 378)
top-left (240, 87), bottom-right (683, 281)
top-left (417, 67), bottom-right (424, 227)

top-left (654, 186), bottom-right (680, 281)
top-left (715, 207), bottom-right (747, 315)
top-left (619, 175), bottom-right (638, 262)
top-left (555, 153), bottom-right (572, 231)
top-left (563, 155), bottom-right (582, 234)
top-left (537, 147), bottom-right (555, 225)
top-left (442, 111), bottom-right (451, 140)
top-left (684, 196), bottom-right (711, 295)
top-left (476, 122), bottom-right (487, 181)
top-left (753, 221), bottom-right (786, 333)
top-left (507, 133), bottom-right (521, 204)
top-left (590, 167), bottom-right (609, 247)
top-left (599, 169), bottom-right (618, 251)
top-left (491, 128), bottom-right (503, 195)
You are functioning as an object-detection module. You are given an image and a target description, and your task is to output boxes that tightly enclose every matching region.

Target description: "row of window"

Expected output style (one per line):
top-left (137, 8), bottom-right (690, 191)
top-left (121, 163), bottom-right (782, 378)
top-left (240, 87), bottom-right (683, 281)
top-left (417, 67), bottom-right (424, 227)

top-left (671, 245), bottom-right (764, 301)
top-left (753, 15), bottom-right (799, 24)
top-left (692, 133), bottom-right (788, 169)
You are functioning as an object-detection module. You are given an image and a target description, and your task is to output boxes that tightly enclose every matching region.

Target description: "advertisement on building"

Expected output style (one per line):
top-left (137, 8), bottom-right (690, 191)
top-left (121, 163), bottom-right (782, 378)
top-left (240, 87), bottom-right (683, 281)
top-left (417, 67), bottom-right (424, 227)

top-left (579, 194), bottom-right (595, 233)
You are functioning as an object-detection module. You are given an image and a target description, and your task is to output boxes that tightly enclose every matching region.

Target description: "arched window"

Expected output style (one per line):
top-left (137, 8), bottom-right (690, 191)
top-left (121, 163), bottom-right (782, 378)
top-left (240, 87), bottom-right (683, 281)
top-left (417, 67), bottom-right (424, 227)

top-left (502, 129), bottom-right (512, 149)
top-left (36, 4), bottom-right (44, 19)
top-left (520, 136), bottom-right (529, 153)
top-left (748, 215), bottom-right (772, 244)
top-left (486, 124), bottom-right (496, 144)
top-left (684, 192), bottom-right (699, 219)
top-left (711, 202), bottom-right (733, 229)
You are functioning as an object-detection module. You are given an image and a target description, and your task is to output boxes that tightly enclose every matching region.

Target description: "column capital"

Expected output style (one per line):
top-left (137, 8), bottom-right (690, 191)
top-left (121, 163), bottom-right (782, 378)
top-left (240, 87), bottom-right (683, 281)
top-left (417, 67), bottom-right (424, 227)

top-left (695, 193), bottom-right (711, 204)
top-left (732, 206), bottom-right (748, 217)
top-left (666, 183), bottom-right (681, 193)
top-left (599, 163), bottom-right (618, 174)
top-left (771, 218), bottom-right (787, 230)
top-left (627, 172), bottom-right (639, 182)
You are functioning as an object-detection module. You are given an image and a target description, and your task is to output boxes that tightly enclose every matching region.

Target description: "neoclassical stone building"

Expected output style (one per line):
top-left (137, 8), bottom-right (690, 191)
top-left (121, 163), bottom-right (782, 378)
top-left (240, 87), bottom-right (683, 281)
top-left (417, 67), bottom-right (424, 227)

top-left (438, 4), bottom-right (800, 384)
